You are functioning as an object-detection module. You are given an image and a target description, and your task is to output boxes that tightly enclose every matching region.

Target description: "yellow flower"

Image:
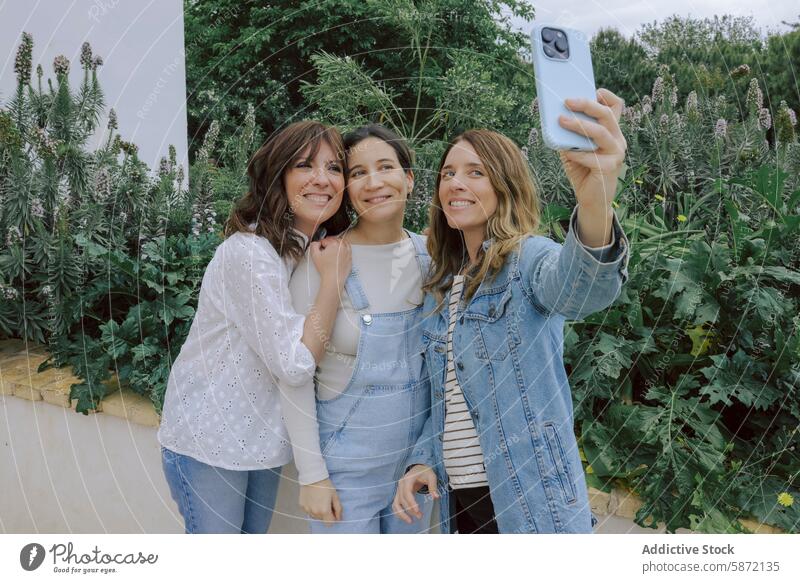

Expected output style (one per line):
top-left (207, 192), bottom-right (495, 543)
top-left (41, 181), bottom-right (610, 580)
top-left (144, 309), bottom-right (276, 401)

top-left (687, 324), bottom-right (715, 357)
top-left (634, 179), bottom-right (643, 185)
top-left (611, 200), bottom-right (619, 209)
top-left (677, 214), bottom-right (687, 222)
top-left (654, 194), bottom-right (664, 202)
top-left (777, 492), bottom-right (794, 507)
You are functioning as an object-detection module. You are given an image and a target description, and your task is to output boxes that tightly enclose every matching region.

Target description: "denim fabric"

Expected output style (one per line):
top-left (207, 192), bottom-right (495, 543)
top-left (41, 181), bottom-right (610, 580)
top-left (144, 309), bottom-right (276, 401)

top-left (407, 207), bottom-right (630, 533)
top-left (161, 446), bottom-right (281, 533)
top-left (309, 231), bottom-right (434, 533)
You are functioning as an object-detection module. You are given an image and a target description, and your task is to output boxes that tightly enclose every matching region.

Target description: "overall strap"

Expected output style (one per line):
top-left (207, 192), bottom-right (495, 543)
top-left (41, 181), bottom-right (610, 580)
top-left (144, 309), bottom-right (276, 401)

top-left (405, 230), bottom-right (431, 277)
top-left (344, 269), bottom-right (371, 311)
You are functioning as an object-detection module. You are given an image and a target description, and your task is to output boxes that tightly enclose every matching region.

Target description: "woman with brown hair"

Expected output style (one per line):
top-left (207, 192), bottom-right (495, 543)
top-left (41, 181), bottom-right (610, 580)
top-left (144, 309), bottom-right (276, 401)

top-left (157, 120), bottom-right (352, 533)
top-left (394, 90), bottom-right (631, 533)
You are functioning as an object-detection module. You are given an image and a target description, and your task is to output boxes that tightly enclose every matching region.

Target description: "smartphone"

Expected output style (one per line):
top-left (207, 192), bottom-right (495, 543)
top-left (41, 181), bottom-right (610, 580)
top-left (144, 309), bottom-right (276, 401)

top-left (530, 24), bottom-right (598, 152)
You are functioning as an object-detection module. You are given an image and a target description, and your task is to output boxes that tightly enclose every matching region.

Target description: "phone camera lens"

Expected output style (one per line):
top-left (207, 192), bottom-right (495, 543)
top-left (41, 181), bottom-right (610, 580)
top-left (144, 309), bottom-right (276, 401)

top-left (541, 28), bottom-right (555, 42)
top-left (543, 45), bottom-right (555, 57)
top-left (555, 38), bottom-right (568, 52)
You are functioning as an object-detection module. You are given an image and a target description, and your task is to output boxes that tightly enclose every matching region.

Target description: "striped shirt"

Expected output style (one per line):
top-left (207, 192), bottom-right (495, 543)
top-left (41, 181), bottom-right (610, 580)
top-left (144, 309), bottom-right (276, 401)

top-left (443, 275), bottom-right (489, 489)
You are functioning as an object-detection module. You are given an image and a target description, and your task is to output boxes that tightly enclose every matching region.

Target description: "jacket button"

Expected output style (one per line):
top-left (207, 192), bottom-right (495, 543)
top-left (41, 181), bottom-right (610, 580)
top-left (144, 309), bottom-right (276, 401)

top-left (362, 314), bottom-right (373, 325)
top-left (457, 361), bottom-right (464, 371)
top-left (434, 344), bottom-right (444, 354)
top-left (488, 304), bottom-right (496, 317)
top-left (434, 391), bottom-right (443, 399)
top-left (459, 316), bottom-right (464, 325)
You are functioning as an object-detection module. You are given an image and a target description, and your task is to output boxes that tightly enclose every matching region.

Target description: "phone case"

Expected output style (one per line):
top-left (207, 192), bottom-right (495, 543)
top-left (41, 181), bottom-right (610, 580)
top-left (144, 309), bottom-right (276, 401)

top-left (531, 24), bottom-right (598, 152)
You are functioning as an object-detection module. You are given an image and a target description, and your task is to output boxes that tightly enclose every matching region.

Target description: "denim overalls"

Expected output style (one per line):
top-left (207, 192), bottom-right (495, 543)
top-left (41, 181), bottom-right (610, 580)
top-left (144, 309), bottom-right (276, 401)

top-left (310, 231), bottom-right (434, 533)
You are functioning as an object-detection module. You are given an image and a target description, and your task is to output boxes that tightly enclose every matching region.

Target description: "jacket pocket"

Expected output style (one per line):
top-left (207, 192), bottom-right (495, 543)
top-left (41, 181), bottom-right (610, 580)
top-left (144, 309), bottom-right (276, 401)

top-left (463, 289), bottom-right (518, 362)
top-left (543, 422), bottom-right (578, 504)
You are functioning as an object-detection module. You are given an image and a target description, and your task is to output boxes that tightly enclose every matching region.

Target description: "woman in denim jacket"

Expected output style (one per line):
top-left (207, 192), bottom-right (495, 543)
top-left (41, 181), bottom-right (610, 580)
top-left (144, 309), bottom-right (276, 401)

top-left (393, 89), bottom-right (630, 533)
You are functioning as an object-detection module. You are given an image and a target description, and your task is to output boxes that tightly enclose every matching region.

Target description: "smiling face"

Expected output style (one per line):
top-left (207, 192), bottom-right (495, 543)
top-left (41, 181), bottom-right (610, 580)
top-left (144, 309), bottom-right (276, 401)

top-left (438, 139), bottom-right (498, 236)
top-left (283, 140), bottom-right (345, 236)
top-left (346, 137), bottom-right (413, 225)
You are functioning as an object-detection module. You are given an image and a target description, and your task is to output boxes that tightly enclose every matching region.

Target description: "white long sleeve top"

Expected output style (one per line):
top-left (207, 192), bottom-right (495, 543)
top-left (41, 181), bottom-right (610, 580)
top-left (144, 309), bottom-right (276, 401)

top-left (157, 229), bottom-right (315, 470)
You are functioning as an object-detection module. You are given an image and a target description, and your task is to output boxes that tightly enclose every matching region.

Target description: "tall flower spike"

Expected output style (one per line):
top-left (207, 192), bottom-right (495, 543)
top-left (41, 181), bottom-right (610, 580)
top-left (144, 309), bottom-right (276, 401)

top-left (746, 78), bottom-right (763, 112)
top-left (92, 55), bottom-right (103, 70)
top-left (714, 118), bottom-right (727, 138)
top-left (53, 55), bottom-right (70, 77)
top-left (527, 127), bottom-right (538, 148)
top-left (94, 168), bottom-right (111, 203)
top-left (108, 108), bottom-right (118, 130)
top-left (758, 108), bottom-right (772, 131)
top-left (14, 32), bottom-right (33, 85)
top-left (775, 101), bottom-right (796, 145)
top-left (651, 77), bottom-right (663, 104)
top-left (641, 95), bottom-right (652, 116)
top-left (714, 94), bottom-right (727, 119)
top-left (731, 64), bottom-right (750, 79)
top-left (529, 97), bottom-right (539, 118)
top-left (80, 42), bottom-right (93, 69)
top-left (686, 91), bottom-right (698, 114)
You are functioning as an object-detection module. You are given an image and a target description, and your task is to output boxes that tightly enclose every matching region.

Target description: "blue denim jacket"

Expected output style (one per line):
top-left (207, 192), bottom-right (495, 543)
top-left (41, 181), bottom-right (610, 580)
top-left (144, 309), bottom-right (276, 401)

top-left (407, 206), bottom-right (630, 533)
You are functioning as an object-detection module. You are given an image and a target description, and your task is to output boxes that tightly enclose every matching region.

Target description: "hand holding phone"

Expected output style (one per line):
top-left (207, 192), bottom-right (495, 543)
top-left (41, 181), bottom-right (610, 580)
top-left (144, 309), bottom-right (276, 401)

top-left (531, 24), bottom-right (598, 152)
top-left (530, 23), bottom-right (628, 219)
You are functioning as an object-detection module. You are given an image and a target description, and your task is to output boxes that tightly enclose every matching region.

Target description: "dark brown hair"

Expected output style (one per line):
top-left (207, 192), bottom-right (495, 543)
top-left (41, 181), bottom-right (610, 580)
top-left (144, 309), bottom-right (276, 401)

top-left (224, 120), bottom-right (350, 260)
top-left (343, 124), bottom-right (415, 172)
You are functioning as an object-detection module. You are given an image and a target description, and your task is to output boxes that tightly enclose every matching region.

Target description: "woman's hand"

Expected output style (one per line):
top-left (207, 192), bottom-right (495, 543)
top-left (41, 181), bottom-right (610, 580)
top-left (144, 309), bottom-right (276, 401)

top-left (392, 464), bottom-right (439, 524)
top-left (299, 478), bottom-right (343, 526)
top-left (310, 236), bottom-right (351, 289)
top-left (557, 88), bottom-right (627, 212)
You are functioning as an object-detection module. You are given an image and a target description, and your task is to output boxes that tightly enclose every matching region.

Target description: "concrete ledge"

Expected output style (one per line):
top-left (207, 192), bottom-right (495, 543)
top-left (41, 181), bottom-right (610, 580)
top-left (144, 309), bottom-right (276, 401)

top-left (101, 387), bottom-right (160, 427)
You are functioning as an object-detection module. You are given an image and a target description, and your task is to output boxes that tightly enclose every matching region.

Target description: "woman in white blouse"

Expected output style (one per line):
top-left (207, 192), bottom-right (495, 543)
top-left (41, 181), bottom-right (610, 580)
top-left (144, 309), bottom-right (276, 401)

top-left (157, 121), bottom-right (352, 533)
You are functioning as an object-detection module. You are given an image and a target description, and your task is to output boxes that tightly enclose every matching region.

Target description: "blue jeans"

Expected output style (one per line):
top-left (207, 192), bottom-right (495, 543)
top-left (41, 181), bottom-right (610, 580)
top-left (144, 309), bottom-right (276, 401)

top-left (161, 447), bottom-right (282, 533)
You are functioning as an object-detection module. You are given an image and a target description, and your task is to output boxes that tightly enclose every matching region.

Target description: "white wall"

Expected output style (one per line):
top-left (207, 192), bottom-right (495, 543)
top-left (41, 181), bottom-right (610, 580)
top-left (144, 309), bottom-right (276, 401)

top-left (0, 0), bottom-right (189, 174)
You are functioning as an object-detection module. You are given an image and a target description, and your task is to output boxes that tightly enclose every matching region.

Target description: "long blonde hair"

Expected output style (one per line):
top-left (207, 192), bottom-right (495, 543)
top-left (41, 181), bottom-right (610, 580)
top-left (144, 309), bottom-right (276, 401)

top-left (424, 129), bottom-right (544, 305)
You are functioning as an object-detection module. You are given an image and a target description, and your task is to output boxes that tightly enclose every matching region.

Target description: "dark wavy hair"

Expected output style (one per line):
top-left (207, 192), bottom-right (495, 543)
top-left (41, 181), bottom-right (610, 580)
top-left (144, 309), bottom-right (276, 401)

top-left (224, 120), bottom-right (351, 261)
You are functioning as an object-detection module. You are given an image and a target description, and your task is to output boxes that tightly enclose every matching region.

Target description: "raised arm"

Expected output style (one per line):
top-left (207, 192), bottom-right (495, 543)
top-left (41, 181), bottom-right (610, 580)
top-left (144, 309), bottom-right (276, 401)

top-left (299, 237), bottom-right (351, 362)
top-left (519, 206), bottom-right (629, 321)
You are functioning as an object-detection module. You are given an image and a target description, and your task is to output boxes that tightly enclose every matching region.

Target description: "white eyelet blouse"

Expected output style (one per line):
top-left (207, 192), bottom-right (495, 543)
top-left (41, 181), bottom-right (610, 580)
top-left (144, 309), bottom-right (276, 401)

top-left (157, 229), bottom-right (315, 470)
